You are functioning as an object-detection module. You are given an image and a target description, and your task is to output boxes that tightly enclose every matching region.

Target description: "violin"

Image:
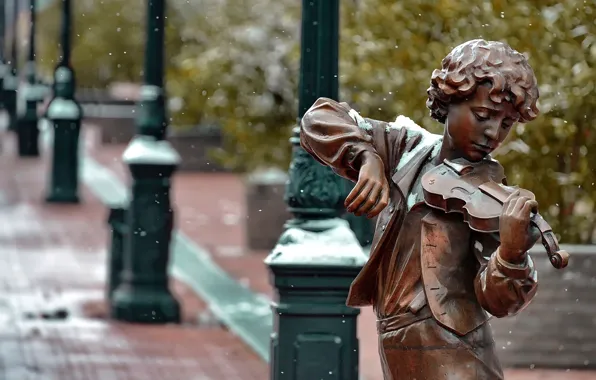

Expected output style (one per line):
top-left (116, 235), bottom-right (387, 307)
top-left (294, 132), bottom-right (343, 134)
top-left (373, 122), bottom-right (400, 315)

top-left (421, 158), bottom-right (569, 269)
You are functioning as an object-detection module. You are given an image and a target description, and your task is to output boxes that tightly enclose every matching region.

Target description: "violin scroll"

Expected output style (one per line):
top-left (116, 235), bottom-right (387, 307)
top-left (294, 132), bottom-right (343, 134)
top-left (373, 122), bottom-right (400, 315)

top-left (549, 250), bottom-right (569, 269)
top-left (532, 213), bottom-right (569, 270)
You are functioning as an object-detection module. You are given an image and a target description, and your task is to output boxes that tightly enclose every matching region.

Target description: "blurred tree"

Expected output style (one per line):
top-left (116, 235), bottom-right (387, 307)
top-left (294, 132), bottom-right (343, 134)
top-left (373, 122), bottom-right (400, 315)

top-left (36, 0), bottom-right (185, 88)
top-left (35, 0), bottom-right (596, 243)
top-left (165, 0), bottom-right (301, 171)
top-left (186, 0), bottom-right (594, 242)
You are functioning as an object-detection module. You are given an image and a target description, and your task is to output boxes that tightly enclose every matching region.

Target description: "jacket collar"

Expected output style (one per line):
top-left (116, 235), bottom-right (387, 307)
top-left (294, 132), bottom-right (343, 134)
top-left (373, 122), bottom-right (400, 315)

top-left (391, 140), bottom-right (441, 198)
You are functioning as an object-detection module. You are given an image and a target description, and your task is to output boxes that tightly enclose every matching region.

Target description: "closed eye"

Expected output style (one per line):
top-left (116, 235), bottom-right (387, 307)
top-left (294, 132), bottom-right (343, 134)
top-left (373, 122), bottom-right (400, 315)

top-left (473, 112), bottom-right (489, 121)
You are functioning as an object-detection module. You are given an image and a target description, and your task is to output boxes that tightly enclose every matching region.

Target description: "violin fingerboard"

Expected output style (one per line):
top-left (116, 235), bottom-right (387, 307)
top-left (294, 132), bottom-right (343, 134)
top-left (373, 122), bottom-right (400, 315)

top-left (478, 181), bottom-right (510, 203)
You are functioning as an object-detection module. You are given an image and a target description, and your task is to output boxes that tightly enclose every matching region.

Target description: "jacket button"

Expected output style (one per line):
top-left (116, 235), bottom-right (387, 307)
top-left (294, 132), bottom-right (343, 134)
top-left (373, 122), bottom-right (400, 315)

top-left (389, 205), bottom-right (394, 213)
top-left (381, 224), bottom-right (386, 231)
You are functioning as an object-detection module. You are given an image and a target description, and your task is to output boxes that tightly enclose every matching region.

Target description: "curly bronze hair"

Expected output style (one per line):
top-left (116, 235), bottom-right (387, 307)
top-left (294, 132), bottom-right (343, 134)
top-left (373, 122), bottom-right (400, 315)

top-left (426, 39), bottom-right (539, 124)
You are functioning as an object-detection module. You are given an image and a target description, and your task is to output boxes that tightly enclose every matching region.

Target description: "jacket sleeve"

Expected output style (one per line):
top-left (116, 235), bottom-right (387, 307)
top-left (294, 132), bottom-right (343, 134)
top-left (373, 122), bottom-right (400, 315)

top-left (472, 231), bottom-right (538, 318)
top-left (300, 97), bottom-right (418, 182)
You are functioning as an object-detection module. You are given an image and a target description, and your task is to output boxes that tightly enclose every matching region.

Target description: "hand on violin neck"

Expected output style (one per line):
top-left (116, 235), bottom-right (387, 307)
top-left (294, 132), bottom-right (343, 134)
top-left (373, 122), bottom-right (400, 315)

top-left (345, 153), bottom-right (389, 218)
top-left (498, 190), bottom-right (541, 264)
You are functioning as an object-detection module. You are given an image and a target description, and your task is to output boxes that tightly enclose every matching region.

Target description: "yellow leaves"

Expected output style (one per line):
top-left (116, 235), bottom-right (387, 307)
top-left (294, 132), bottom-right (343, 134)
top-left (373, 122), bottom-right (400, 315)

top-left (339, 0), bottom-right (596, 242)
top-left (36, 0), bottom-right (185, 87)
top-left (178, 58), bottom-right (201, 76)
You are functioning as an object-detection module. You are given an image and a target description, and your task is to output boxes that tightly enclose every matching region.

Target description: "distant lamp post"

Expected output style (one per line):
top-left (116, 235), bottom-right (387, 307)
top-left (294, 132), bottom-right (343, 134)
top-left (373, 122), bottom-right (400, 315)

top-left (16, 0), bottom-right (44, 157)
top-left (45, 0), bottom-right (82, 203)
top-left (3, 0), bottom-right (17, 132)
top-left (0, 0), bottom-right (8, 99)
top-left (111, 0), bottom-right (181, 324)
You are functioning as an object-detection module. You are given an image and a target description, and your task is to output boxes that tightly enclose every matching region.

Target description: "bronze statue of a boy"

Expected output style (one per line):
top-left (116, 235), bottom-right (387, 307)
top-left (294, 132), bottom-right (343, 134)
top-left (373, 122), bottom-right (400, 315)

top-left (300, 39), bottom-right (541, 379)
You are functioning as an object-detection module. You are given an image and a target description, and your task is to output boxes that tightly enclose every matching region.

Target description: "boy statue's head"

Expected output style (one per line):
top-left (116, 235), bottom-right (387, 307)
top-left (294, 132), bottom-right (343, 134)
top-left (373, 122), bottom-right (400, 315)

top-left (426, 39), bottom-right (540, 162)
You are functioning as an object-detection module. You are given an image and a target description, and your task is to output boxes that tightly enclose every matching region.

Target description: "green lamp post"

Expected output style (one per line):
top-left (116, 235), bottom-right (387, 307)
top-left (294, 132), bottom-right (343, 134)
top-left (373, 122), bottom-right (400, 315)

top-left (16, 0), bottom-right (44, 157)
top-left (0, 0), bottom-right (8, 100)
top-left (111, 0), bottom-right (181, 324)
top-left (3, 0), bottom-right (17, 132)
top-left (106, 206), bottom-right (128, 302)
top-left (45, 0), bottom-right (82, 203)
top-left (264, 0), bottom-right (366, 379)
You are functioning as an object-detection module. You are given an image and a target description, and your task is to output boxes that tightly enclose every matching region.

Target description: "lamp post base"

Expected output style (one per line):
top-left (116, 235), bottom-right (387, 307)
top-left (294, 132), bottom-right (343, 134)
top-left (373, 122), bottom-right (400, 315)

top-left (265, 218), bottom-right (366, 380)
top-left (110, 135), bottom-right (182, 325)
top-left (45, 115), bottom-right (82, 204)
top-left (111, 286), bottom-right (181, 324)
top-left (45, 192), bottom-right (80, 204)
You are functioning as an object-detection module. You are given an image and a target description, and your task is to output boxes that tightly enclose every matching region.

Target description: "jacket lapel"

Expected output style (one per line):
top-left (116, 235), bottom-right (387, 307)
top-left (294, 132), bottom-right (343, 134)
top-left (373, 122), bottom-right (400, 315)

top-left (368, 140), bottom-right (441, 265)
top-left (391, 142), bottom-right (439, 197)
top-left (346, 139), bottom-right (441, 307)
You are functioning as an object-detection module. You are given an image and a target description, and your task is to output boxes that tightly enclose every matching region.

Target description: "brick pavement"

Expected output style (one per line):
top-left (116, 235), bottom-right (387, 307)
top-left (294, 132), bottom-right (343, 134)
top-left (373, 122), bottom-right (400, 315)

top-left (0, 131), bottom-right (267, 379)
top-left (83, 124), bottom-right (596, 380)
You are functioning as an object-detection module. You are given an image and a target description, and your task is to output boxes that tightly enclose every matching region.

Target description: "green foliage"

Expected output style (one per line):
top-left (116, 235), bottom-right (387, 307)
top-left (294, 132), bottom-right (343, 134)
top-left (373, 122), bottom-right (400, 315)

top-left (339, 0), bottom-right (596, 243)
top-left (181, 0), bottom-right (594, 242)
top-left (36, 0), bottom-right (596, 242)
top-left (36, 0), bottom-right (185, 88)
top-left (165, 0), bottom-right (301, 171)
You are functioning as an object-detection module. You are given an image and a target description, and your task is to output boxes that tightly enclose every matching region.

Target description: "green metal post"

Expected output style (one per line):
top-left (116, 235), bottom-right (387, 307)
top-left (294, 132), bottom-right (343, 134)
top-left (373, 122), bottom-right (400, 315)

top-left (264, 1), bottom-right (366, 379)
top-left (111, 0), bottom-right (181, 324)
top-left (45, 0), bottom-right (82, 203)
top-left (106, 206), bottom-right (128, 301)
top-left (4, 0), bottom-right (17, 132)
top-left (16, 0), bottom-right (43, 157)
top-left (0, 0), bottom-right (7, 101)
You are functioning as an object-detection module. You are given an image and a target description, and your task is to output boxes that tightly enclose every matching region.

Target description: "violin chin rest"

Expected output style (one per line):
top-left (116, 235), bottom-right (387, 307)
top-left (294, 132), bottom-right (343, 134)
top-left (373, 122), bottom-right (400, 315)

top-left (550, 250), bottom-right (570, 269)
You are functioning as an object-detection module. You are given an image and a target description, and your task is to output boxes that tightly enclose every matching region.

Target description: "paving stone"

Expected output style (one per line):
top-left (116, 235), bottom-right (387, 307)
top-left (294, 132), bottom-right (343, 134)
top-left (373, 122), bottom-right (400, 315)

top-left (0, 131), bottom-right (267, 380)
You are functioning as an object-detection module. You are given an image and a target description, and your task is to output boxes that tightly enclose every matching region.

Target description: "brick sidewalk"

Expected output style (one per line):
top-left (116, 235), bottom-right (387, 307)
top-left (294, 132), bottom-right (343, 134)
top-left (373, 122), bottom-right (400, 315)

top-left (0, 131), bottom-right (267, 379)
top-left (83, 125), bottom-right (596, 380)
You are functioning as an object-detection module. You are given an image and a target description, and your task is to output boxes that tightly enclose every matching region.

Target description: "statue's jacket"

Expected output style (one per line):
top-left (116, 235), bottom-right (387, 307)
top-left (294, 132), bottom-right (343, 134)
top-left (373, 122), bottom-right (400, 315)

top-left (300, 97), bottom-right (538, 338)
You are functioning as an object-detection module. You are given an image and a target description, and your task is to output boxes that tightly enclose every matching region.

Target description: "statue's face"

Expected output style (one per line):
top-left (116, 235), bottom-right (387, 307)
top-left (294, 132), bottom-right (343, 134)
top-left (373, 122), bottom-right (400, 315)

top-left (444, 82), bottom-right (519, 162)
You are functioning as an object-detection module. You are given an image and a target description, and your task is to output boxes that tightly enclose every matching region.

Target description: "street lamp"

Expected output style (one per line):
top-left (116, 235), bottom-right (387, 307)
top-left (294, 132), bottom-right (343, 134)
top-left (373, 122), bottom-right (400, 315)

top-left (264, 0), bottom-right (365, 378)
top-left (0, 0), bottom-right (8, 99)
top-left (3, 0), bottom-right (17, 132)
top-left (16, 0), bottom-right (45, 157)
top-left (111, 0), bottom-right (181, 324)
top-left (45, 0), bottom-right (82, 203)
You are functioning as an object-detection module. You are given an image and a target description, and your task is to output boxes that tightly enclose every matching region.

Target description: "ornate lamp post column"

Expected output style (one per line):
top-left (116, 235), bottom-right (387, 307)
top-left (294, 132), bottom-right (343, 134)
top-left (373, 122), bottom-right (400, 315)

top-left (16, 0), bottom-right (43, 157)
top-left (264, 0), bottom-right (366, 378)
top-left (3, 0), bottom-right (17, 132)
top-left (111, 0), bottom-right (181, 324)
top-left (45, 0), bottom-right (82, 203)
